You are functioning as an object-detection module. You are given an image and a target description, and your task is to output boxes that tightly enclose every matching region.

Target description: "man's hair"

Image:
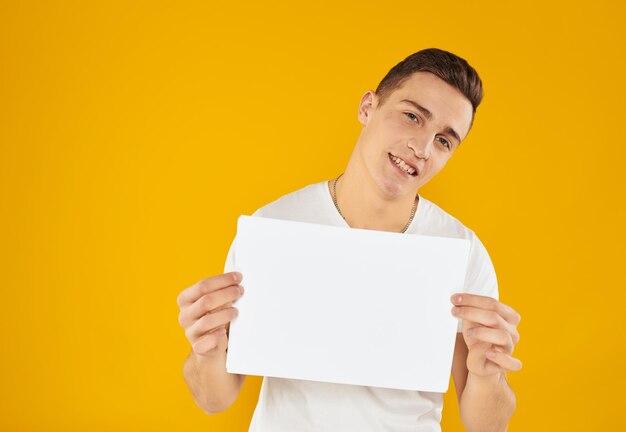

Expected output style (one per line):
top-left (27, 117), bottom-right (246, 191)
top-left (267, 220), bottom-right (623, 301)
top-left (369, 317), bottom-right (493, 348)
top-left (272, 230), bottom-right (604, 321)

top-left (375, 48), bottom-right (483, 124)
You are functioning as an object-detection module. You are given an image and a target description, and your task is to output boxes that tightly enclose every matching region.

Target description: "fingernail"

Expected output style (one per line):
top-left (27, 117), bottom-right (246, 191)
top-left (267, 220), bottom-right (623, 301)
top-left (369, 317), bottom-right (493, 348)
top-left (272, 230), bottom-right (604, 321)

top-left (452, 307), bottom-right (459, 315)
top-left (234, 272), bottom-right (242, 282)
top-left (239, 285), bottom-right (244, 295)
top-left (486, 350), bottom-right (496, 358)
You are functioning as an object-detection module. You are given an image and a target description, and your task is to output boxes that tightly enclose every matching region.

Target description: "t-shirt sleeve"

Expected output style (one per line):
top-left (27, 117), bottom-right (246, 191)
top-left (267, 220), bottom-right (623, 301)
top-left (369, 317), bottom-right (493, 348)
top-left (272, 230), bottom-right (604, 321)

top-left (223, 207), bottom-right (264, 274)
top-left (223, 235), bottom-right (237, 274)
top-left (456, 230), bottom-right (499, 332)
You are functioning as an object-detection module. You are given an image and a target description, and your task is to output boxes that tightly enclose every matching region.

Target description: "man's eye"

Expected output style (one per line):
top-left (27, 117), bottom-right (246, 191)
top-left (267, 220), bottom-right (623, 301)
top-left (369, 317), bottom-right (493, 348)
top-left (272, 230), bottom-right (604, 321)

top-left (404, 112), bottom-right (419, 123)
top-left (437, 137), bottom-right (451, 149)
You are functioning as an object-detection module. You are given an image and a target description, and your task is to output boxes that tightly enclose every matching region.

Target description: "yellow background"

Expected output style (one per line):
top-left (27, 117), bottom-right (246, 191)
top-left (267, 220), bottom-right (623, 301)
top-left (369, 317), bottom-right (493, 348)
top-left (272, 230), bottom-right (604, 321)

top-left (2, 1), bottom-right (625, 430)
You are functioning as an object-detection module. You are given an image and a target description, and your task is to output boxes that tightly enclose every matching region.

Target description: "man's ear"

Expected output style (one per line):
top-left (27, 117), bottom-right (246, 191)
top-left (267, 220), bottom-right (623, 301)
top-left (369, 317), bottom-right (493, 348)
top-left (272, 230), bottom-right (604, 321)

top-left (357, 90), bottom-right (377, 125)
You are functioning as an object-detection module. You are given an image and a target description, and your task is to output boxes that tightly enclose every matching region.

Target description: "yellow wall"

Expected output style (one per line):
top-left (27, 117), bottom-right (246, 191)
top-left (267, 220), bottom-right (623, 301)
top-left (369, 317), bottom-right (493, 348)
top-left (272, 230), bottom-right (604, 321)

top-left (2, 1), bottom-right (625, 430)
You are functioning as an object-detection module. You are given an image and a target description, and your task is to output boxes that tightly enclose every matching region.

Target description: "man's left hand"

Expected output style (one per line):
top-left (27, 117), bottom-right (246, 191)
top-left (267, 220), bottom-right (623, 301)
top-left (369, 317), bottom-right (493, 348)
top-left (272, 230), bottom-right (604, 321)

top-left (451, 293), bottom-right (522, 377)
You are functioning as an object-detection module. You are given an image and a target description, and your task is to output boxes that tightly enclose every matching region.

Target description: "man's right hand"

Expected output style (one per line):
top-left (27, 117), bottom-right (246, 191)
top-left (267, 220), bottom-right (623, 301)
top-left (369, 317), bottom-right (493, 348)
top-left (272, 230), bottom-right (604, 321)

top-left (177, 271), bottom-right (244, 359)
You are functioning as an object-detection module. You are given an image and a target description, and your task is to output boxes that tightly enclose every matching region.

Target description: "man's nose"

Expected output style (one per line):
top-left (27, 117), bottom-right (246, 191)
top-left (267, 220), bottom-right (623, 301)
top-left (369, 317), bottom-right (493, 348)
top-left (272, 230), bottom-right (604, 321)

top-left (407, 135), bottom-right (433, 160)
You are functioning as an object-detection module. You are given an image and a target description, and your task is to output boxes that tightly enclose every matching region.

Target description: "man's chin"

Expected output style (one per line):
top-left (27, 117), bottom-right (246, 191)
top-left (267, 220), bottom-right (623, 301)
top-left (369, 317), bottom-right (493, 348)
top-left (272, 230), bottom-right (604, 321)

top-left (378, 176), bottom-right (421, 199)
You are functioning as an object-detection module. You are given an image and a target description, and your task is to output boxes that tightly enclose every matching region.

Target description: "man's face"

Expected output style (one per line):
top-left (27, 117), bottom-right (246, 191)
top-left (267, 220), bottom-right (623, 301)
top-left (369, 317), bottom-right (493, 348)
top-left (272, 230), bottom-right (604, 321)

top-left (355, 71), bottom-right (474, 198)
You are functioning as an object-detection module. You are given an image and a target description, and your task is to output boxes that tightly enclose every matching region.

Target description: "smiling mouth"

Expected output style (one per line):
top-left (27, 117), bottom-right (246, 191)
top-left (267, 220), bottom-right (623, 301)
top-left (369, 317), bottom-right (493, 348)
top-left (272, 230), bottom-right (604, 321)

top-left (388, 153), bottom-right (418, 176)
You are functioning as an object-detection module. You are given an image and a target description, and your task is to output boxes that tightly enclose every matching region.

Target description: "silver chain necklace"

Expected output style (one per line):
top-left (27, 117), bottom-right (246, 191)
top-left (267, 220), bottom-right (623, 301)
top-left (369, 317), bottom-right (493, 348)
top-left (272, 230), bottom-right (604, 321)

top-left (331, 173), bottom-right (418, 233)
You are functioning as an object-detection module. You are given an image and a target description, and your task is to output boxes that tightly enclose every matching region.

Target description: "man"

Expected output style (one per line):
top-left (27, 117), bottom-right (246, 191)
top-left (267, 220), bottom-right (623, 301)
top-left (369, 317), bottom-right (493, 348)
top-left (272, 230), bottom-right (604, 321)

top-left (177, 48), bottom-right (522, 431)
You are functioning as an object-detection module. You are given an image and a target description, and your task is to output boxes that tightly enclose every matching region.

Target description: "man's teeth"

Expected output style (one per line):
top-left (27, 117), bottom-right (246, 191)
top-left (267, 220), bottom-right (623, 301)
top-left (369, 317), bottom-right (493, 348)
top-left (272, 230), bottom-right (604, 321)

top-left (391, 155), bottom-right (416, 175)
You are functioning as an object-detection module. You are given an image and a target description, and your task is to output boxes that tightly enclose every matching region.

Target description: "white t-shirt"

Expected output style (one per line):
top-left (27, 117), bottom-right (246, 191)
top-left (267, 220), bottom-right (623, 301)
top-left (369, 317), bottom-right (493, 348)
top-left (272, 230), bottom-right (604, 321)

top-left (223, 180), bottom-right (498, 432)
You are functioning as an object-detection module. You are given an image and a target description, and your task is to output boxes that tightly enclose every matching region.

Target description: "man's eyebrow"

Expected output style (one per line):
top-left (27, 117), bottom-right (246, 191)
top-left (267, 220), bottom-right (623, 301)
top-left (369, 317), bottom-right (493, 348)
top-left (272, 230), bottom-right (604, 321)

top-left (400, 98), bottom-right (462, 145)
top-left (443, 126), bottom-right (461, 145)
top-left (401, 99), bottom-right (432, 120)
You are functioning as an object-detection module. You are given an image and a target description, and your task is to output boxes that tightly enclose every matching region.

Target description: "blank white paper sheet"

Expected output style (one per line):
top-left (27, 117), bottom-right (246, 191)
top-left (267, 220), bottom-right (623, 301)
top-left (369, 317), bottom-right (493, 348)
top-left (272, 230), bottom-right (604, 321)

top-left (225, 215), bottom-right (471, 392)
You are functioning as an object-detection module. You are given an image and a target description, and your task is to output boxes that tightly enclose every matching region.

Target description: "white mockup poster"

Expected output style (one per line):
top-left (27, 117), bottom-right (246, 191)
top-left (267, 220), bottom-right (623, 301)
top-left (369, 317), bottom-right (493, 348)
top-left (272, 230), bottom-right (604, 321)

top-left (225, 215), bottom-right (470, 392)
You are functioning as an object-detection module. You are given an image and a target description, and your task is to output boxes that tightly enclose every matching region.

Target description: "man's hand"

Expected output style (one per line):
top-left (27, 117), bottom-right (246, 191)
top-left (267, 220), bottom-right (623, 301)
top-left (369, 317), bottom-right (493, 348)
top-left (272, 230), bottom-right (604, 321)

top-left (451, 293), bottom-right (522, 377)
top-left (177, 271), bottom-right (245, 359)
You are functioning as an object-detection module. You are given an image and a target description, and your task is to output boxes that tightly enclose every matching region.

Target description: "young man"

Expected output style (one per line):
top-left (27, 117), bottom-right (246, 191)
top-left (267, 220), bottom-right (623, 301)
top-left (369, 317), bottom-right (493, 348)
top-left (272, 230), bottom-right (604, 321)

top-left (177, 48), bottom-right (522, 431)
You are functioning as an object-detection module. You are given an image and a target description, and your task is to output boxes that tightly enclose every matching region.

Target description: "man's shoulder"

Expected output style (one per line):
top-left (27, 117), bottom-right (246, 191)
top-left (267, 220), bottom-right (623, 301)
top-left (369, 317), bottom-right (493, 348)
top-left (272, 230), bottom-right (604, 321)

top-left (252, 180), bottom-right (326, 219)
top-left (418, 196), bottom-right (477, 241)
top-left (421, 197), bottom-right (496, 292)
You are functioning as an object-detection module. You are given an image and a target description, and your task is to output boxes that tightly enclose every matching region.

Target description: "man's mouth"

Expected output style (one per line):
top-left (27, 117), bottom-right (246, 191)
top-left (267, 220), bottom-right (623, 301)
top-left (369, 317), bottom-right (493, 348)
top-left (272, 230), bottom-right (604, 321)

top-left (388, 153), bottom-right (418, 176)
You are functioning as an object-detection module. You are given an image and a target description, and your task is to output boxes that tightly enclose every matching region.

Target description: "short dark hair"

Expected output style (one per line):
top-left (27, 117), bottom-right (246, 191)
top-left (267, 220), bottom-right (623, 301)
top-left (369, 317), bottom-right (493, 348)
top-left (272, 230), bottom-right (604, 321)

top-left (375, 48), bottom-right (483, 126)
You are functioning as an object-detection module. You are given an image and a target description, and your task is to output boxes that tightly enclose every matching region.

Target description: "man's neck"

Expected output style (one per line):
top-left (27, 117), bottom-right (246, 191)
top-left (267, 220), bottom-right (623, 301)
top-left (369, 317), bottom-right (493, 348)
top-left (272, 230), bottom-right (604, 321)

top-left (330, 165), bottom-right (418, 233)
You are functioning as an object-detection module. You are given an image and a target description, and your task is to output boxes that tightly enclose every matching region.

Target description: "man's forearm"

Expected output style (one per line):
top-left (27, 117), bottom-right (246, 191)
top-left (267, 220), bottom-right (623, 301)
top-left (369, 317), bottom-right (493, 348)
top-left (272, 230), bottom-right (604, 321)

top-left (459, 372), bottom-right (516, 432)
top-left (182, 350), bottom-right (244, 414)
